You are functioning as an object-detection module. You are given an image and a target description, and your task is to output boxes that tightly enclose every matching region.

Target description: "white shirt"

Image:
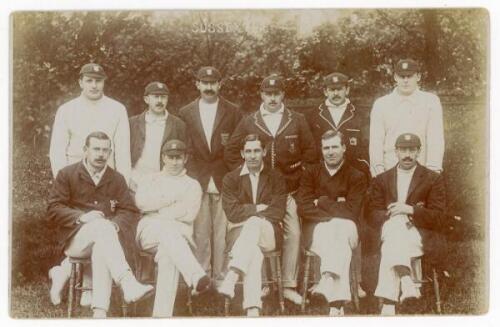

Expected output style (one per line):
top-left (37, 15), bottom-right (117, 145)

top-left (370, 88), bottom-right (444, 176)
top-left (83, 159), bottom-right (107, 186)
top-left (49, 94), bottom-right (131, 183)
top-left (240, 163), bottom-right (264, 204)
top-left (260, 103), bottom-right (284, 137)
top-left (324, 160), bottom-right (344, 177)
top-left (199, 99), bottom-right (219, 151)
top-left (133, 111), bottom-right (167, 180)
top-left (396, 165), bottom-right (417, 202)
top-left (325, 98), bottom-right (350, 126)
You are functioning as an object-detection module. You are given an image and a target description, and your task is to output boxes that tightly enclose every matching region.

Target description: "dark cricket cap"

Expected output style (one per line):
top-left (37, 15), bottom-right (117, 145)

top-left (395, 133), bottom-right (421, 148)
top-left (260, 75), bottom-right (284, 92)
top-left (323, 72), bottom-right (349, 88)
top-left (162, 139), bottom-right (187, 155)
top-left (144, 81), bottom-right (169, 96)
top-left (79, 63), bottom-right (107, 79)
top-left (394, 59), bottom-right (420, 76)
top-left (196, 66), bottom-right (222, 82)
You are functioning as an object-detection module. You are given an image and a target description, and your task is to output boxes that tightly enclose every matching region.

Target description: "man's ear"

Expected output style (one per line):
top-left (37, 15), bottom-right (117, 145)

top-left (240, 149), bottom-right (245, 159)
top-left (345, 86), bottom-right (350, 96)
top-left (262, 148), bottom-right (267, 157)
top-left (416, 73), bottom-right (422, 82)
top-left (144, 96), bottom-right (150, 105)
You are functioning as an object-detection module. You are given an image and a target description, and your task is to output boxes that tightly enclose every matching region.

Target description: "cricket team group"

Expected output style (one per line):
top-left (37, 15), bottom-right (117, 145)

top-left (45, 59), bottom-right (452, 318)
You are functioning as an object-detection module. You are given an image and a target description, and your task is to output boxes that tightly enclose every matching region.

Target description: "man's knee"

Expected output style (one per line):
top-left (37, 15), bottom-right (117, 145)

top-left (90, 219), bottom-right (118, 239)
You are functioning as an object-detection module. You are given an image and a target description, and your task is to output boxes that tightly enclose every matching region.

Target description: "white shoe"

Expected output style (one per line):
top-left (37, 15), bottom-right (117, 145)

top-left (381, 303), bottom-right (396, 316)
top-left (261, 286), bottom-right (271, 298)
top-left (283, 288), bottom-right (303, 305)
top-left (329, 306), bottom-right (344, 316)
top-left (357, 284), bottom-right (367, 298)
top-left (218, 272), bottom-right (238, 299)
top-left (80, 290), bottom-right (92, 307)
top-left (247, 307), bottom-right (260, 317)
top-left (121, 273), bottom-right (155, 304)
top-left (92, 308), bottom-right (107, 318)
top-left (400, 276), bottom-right (421, 302)
top-left (48, 266), bottom-right (67, 306)
top-left (311, 276), bottom-right (333, 302)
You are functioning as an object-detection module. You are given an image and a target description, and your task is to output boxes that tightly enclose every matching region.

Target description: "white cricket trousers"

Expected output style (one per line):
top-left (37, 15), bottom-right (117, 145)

top-left (64, 218), bottom-right (132, 311)
top-left (227, 216), bottom-right (275, 309)
top-left (137, 217), bottom-right (206, 317)
top-left (310, 218), bottom-right (358, 302)
top-left (375, 215), bottom-right (423, 301)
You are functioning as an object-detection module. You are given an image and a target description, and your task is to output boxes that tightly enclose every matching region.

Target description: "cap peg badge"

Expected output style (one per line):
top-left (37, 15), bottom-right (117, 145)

top-left (93, 66), bottom-right (99, 72)
top-left (402, 62), bottom-right (408, 69)
top-left (333, 76), bottom-right (338, 83)
top-left (270, 79), bottom-right (275, 85)
top-left (405, 134), bottom-right (411, 140)
top-left (207, 69), bottom-right (212, 75)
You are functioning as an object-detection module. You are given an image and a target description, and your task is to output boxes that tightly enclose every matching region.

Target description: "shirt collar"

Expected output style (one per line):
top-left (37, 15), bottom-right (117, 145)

top-left (199, 98), bottom-right (219, 108)
top-left (160, 167), bottom-right (187, 177)
top-left (145, 110), bottom-right (168, 123)
top-left (325, 98), bottom-right (350, 110)
top-left (240, 163), bottom-right (264, 177)
top-left (393, 87), bottom-right (421, 103)
top-left (324, 160), bottom-right (344, 177)
top-left (83, 159), bottom-right (107, 181)
top-left (397, 164), bottom-right (417, 176)
top-left (260, 103), bottom-right (284, 116)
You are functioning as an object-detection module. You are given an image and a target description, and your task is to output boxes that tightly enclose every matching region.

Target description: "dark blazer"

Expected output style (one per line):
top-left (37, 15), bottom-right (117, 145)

top-left (297, 162), bottom-right (368, 249)
top-left (224, 108), bottom-right (316, 194)
top-left (46, 161), bottom-right (140, 267)
top-left (129, 111), bottom-right (187, 170)
top-left (305, 101), bottom-right (370, 180)
top-left (366, 163), bottom-right (447, 263)
top-left (222, 165), bottom-right (287, 246)
top-left (178, 97), bottom-right (242, 192)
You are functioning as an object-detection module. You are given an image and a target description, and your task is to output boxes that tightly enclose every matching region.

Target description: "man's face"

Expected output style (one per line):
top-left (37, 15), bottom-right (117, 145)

top-left (79, 75), bottom-right (105, 100)
top-left (144, 94), bottom-right (168, 115)
top-left (84, 138), bottom-right (111, 171)
top-left (196, 80), bottom-right (220, 102)
top-left (396, 146), bottom-right (420, 170)
top-left (321, 135), bottom-right (346, 168)
top-left (261, 91), bottom-right (284, 112)
top-left (394, 73), bottom-right (420, 96)
top-left (324, 85), bottom-right (349, 106)
top-left (241, 140), bottom-right (265, 171)
top-left (162, 153), bottom-right (187, 176)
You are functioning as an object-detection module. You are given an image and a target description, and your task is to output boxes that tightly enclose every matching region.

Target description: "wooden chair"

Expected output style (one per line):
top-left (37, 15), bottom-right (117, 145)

top-left (408, 257), bottom-right (442, 314)
top-left (134, 250), bottom-right (193, 315)
top-left (300, 249), bottom-right (360, 313)
top-left (223, 250), bottom-right (285, 316)
top-left (67, 257), bottom-right (128, 318)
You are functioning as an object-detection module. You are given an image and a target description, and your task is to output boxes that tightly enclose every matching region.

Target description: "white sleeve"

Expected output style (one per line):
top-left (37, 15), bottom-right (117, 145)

top-left (49, 105), bottom-right (70, 179)
top-left (113, 104), bottom-right (132, 185)
top-left (425, 94), bottom-right (445, 172)
top-left (175, 180), bottom-right (203, 224)
top-left (369, 99), bottom-right (386, 176)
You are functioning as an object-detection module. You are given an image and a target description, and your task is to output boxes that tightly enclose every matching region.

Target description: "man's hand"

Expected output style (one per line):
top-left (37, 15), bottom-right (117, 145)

top-left (256, 204), bottom-right (268, 212)
top-left (386, 202), bottom-right (414, 217)
top-left (78, 210), bottom-right (105, 224)
top-left (313, 199), bottom-right (319, 206)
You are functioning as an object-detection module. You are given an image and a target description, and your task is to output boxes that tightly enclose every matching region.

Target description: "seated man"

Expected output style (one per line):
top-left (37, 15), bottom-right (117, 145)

top-left (297, 130), bottom-right (368, 316)
top-left (367, 133), bottom-right (446, 315)
top-left (134, 140), bottom-right (211, 317)
top-left (218, 134), bottom-right (287, 316)
top-left (46, 131), bottom-right (154, 318)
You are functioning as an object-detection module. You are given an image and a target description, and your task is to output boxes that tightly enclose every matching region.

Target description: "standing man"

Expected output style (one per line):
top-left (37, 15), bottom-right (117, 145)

top-left (306, 72), bottom-right (370, 180)
top-left (47, 132), bottom-right (154, 318)
top-left (129, 81), bottom-right (186, 191)
top-left (50, 63), bottom-right (131, 182)
top-left (135, 140), bottom-right (210, 317)
top-left (178, 66), bottom-right (242, 283)
top-left (367, 133), bottom-right (447, 315)
top-left (370, 59), bottom-right (445, 176)
top-left (225, 75), bottom-right (316, 304)
top-left (219, 134), bottom-right (287, 316)
top-left (297, 130), bottom-right (368, 316)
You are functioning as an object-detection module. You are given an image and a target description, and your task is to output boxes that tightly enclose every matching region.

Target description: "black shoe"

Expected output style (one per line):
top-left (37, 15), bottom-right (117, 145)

top-left (309, 292), bottom-right (329, 314)
top-left (195, 275), bottom-right (212, 294)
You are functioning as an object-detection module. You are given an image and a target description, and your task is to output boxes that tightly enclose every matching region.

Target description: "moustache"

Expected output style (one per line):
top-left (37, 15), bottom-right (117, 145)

top-left (203, 90), bottom-right (215, 95)
top-left (402, 158), bottom-right (413, 162)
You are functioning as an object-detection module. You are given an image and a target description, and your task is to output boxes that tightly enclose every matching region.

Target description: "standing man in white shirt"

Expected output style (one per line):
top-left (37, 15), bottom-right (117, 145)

top-left (129, 81), bottom-right (186, 191)
top-left (178, 67), bottom-right (242, 284)
top-left (49, 63), bottom-right (131, 182)
top-left (369, 59), bottom-right (445, 176)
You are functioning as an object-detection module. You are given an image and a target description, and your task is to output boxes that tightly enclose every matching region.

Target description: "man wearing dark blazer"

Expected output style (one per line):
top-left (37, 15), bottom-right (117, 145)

top-left (297, 130), bottom-right (367, 316)
top-left (367, 133), bottom-right (447, 315)
top-left (178, 67), bottom-right (242, 282)
top-left (129, 81), bottom-right (187, 191)
top-left (219, 134), bottom-right (287, 316)
top-left (224, 75), bottom-right (316, 304)
top-left (47, 131), bottom-right (154, 318)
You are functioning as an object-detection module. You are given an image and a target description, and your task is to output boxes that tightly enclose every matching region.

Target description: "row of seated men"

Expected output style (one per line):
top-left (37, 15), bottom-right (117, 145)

top-left (46, 61), bottom-right (448, 317)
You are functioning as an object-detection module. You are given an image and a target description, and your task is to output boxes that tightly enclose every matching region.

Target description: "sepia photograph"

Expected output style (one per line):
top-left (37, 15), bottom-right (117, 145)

top-left (8, 6), bottom-right (488, 320)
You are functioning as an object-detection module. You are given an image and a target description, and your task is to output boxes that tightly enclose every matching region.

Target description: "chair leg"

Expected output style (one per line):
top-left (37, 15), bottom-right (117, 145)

top-left (121, 292), bottom-right (128, 317)
top-left (224, 297), bottom-right (230, 316)
top-left (350, 260), bottom-right (360, 312)
top-left (75, 263), bottom-right (83, 306)
top-left (187, 287), bottom-right (193, 316)
top-left (432, 268), bottom-right (442, 314)
top-left (301, 254), bottom-right (311, 313)
top-left (67, 263), bottom-right (76, 318)
top-left (274, 255), bottom-right (285, 314)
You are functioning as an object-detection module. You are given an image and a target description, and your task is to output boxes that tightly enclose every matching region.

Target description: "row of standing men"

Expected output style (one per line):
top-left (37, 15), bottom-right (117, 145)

top-left (46, 59), bottom-right (446, 317)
